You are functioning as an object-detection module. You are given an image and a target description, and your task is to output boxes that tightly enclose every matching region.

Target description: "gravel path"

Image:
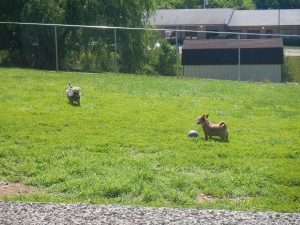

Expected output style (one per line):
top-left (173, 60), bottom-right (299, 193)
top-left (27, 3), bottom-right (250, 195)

top-left (1, 201), bottom-right (300, 225)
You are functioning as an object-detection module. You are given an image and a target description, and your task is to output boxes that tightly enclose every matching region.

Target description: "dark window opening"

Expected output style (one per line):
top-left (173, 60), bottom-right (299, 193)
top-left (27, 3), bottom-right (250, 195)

top-left (185, 32), bottom-right (197, 39)
top-left (206, 30), bottom-right (218, 39)
top-left (247, 30), bottom-right (260, 39)
top-left (266, 30), bottom-right (273, 38)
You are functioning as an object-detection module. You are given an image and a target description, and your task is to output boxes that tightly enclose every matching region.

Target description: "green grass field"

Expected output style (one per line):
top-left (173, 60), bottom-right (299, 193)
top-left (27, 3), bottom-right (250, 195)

top-left (0, 68), bottom-right (299, 212)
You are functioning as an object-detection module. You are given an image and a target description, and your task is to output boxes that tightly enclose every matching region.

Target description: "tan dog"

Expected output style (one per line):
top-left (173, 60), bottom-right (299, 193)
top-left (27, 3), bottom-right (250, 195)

top-left (196, 114), bottom-right (228, 141)
top-left (66, 82), bottom-right (81, 106)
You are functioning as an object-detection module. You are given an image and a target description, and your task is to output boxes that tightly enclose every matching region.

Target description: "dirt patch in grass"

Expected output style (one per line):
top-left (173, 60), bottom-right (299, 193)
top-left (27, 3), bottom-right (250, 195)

top-left (197, 193), bottom-right (254, 204)
top-left (0, 182), bottom-right (41, 200)
top-left (197, 194), bottom-right (217, 203)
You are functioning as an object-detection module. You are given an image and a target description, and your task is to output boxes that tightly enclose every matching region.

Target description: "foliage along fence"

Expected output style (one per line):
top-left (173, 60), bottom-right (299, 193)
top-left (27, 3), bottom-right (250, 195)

top-left (0, 22), bottom-right (181, 76)
top-left (0, 22), bottom-right (299, 80)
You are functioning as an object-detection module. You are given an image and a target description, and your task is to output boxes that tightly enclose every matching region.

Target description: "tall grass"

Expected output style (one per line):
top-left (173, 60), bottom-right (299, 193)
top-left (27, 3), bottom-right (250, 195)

top-left (0, 68), bottom-right (299, 212)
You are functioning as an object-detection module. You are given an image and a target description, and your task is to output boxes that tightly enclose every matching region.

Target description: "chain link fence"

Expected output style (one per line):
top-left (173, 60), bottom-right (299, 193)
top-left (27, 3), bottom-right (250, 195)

top-left (0, 22), bottom-right (299, 81)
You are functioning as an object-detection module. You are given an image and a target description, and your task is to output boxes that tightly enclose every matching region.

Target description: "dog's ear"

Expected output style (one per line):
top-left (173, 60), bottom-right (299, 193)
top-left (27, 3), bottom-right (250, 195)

top-left (205, 114), bottom-right (209, 118)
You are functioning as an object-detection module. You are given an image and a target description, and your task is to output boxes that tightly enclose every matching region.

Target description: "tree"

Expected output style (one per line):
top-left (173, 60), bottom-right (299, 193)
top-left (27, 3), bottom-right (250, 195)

top-left (252, 0), bottom-right (300, 9)
top-left (208, 0), bottom-right (256, 9)
top-left (252, 0), bottom-right (279, 9)
top-left (280, 0), bottom-right (300, 8)
top-left (1, 0), bottom-right (157, 72)
top-left (152, 38), bottom-right (178, 76)
top-left (156, 0), bottom-right (299, 10)
top-left (0, 0), bottom-right (25, 50)
top-left (155, 0), bottom-right (256, 9)
top-left (155, 0), bottom-right (211, 9)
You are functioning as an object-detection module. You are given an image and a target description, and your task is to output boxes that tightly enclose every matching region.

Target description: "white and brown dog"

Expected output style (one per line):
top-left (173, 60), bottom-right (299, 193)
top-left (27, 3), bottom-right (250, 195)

top-left (66, 82), bottom-right (81, 106)
top-left (196, 114), bottom-right (228, 141)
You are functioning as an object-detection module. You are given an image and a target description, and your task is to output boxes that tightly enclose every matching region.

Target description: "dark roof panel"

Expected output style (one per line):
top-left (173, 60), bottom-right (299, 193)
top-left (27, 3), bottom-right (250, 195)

top-left (182, 39), bottom-right (283, 65)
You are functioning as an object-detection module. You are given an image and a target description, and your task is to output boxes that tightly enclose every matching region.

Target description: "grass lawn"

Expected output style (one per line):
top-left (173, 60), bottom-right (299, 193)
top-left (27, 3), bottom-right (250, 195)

top-left (0, 68), bottom-right (299, 213)
top-left (284, 46), bottom-right (300, 49)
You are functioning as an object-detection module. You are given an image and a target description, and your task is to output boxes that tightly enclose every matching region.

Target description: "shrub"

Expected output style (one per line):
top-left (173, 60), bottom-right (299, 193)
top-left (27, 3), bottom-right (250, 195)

top-left (0, 50), bottom-right (19, 66)
top-left (143, 38), bottom-right (182, 76)
top-left (281, 56), bottom-right (294, 82)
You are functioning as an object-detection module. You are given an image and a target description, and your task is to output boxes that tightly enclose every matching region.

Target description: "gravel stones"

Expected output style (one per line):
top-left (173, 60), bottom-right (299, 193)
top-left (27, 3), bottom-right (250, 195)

top-left (1, 202), bottom-right (300, 225)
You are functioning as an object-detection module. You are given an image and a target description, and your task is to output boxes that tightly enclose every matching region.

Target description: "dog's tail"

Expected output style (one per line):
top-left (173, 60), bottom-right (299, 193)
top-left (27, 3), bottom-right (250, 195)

top-left (68, 82), bottom-right (72, 88)
top-left (219, 121), bottom-right (227, 129)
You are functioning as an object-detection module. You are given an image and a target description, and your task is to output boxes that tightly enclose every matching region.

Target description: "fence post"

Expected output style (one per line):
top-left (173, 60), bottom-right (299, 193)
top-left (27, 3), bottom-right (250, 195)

top-left (114, 28), bottom-right (118, 74)
top-left (54, 26), bottom-right (58, 72)
top-left (176, 30), bottom-right (178, 77)
top-left (238, 34), bottom-right (241, 81)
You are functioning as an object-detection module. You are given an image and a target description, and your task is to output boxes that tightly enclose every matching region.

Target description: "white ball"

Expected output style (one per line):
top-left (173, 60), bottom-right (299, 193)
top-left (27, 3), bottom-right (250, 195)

top-left (188, 130), bottom-right (198, 137)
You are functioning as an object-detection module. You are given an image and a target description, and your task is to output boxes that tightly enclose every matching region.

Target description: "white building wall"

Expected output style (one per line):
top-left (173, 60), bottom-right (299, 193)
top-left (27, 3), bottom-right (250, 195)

top-left (184, 64), bottom-right (281, 82)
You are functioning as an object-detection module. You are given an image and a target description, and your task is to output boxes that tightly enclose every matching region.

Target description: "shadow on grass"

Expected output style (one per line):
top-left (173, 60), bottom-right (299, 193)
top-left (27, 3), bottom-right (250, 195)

top-left (202, 137), bottom-right (230, 143)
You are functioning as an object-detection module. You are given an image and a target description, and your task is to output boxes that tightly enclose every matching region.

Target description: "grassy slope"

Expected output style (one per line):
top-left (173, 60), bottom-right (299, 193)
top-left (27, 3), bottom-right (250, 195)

top-left (0, 68), bottom-right (299, 212)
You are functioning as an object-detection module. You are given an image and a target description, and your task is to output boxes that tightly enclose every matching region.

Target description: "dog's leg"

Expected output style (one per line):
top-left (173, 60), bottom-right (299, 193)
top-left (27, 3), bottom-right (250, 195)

top-left (225, 132), bottom-right (229, 142)
top-left (221, 133), bottom-right (229, 142)
top-left (204, 133), bottom-right (209, 140)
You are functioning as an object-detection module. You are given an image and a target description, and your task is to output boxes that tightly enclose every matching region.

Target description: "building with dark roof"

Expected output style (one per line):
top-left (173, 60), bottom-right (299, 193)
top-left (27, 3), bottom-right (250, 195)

top-left (182, 38), bottom-right (283, 82)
